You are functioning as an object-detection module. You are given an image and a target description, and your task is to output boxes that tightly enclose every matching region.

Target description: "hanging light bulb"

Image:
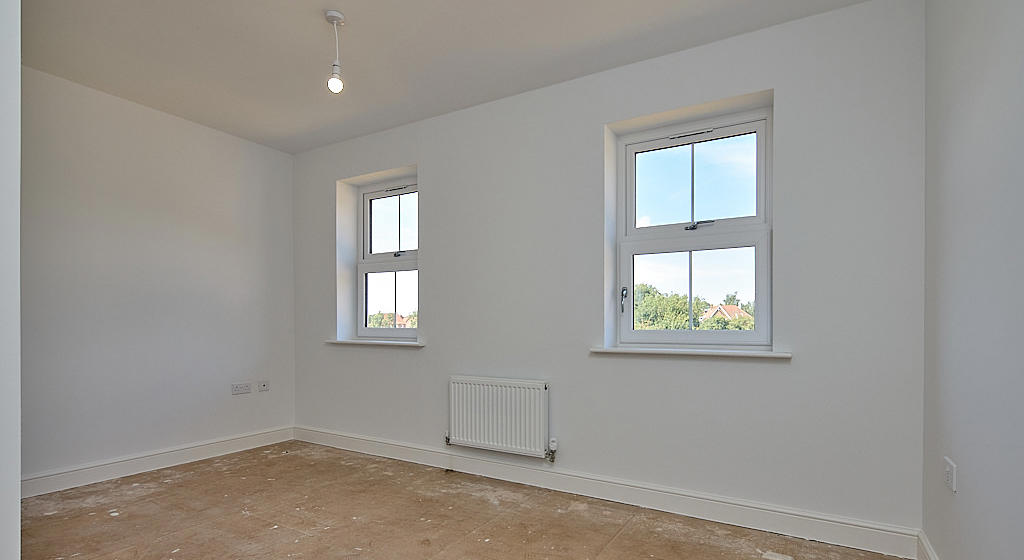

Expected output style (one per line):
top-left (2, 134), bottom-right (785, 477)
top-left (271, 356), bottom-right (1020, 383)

top-left (327, 62), bottom-right (344, 94)
top-left (325, 10), bottom-right (345, 94)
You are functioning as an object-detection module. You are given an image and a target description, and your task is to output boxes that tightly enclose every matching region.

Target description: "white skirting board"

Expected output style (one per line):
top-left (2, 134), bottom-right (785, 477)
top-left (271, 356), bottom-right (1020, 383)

top-left (21, 426), bottom-right (295, 497)
top-left (292, 426), bottom-right (920, 559)
top-left (917, 531), bottom-right (940, 560)
top-left (21, 424), bottom-right (926, 559)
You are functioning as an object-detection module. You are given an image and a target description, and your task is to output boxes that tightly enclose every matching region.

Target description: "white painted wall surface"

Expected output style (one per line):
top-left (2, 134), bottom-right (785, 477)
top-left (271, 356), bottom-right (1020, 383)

top-left (21, 68), bottom-right (296, 477)
top-left (924, 1), bottom-right (1024, 559)
top-left (294, 0), bottom-right (925, 533)
top-left (1, 0), bottom-right (21, 554)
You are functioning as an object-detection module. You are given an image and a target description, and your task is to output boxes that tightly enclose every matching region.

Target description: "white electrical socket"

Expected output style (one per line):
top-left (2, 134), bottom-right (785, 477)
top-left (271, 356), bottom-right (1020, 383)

top-left (943, 456), bottom-right (957, 493)
top-left (257, 381), bottom-right (270, 392)
top-left (231, 383), bottom-right (252, 395)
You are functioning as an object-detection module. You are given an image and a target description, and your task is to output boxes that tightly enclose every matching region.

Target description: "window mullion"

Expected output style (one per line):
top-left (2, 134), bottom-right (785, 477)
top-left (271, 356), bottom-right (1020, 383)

top-left (688, 251), bottom-right (694, 330)
top-left (690, 144), bottom-right (695, 225)
top-left (688, 143), bottom-right (694, 331)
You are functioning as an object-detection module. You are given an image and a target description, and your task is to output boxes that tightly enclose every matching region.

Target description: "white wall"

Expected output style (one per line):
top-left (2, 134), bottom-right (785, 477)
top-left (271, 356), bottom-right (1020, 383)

top-left (923, 1), bottom-right (1024, 559)
top-left (1, 0), bottom-right (21, 555)
top-left (294, 0), bottom-right (924, 544)
top-left (21, 68), bottom-right (296, 478)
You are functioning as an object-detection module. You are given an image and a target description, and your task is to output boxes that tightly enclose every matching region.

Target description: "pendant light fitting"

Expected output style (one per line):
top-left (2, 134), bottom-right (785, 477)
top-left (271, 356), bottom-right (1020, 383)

top-left (325, 10), bottom-right (345, 94)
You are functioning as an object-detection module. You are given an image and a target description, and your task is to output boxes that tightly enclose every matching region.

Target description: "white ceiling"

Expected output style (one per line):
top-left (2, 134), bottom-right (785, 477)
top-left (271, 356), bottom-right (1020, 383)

top-left (23, 1), bottom-right (862, 153)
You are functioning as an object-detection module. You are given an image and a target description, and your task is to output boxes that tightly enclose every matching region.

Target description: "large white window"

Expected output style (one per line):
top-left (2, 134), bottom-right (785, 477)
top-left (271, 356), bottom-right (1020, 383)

top-left (357, 182), bottom-right (418, 339)
top-left (617, 109), bottom-right (771, 347)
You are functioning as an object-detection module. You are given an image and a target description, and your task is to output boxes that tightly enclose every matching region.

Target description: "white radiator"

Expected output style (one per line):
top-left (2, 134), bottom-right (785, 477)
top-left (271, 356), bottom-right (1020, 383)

top-left (447, 376), bottom-right (553, 460)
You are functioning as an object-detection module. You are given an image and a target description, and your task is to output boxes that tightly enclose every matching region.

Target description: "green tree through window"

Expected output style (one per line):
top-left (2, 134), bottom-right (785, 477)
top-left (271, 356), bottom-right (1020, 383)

top-left (633, 284), bottom-right (754, 331)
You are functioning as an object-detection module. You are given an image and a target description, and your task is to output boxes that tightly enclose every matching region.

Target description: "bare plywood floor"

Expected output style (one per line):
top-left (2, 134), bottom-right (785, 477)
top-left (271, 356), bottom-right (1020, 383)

top-left (22, 441), bottom-right (892, 559)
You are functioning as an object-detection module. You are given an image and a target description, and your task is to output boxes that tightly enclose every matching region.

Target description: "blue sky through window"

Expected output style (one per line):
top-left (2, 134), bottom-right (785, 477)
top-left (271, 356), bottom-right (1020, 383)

top-left (636, 133), bottom-right (755, 227)
top-left (370, 196), bottom-right (399, 253)
top-left (695, 134), bottom-right (756, 221)
top-left (636, 145), bottom-right (691, 227)
top-left (634, 247), bottom-right (754, 306)
top-left (692, 247), bottom-right (754, 304)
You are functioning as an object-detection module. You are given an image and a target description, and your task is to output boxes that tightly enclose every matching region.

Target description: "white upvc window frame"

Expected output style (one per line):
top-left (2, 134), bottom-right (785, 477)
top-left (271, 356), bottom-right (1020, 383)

top-left (617, 109), bottom-right (772, 348)
top-left (356, 182), bottom-right (418, 339)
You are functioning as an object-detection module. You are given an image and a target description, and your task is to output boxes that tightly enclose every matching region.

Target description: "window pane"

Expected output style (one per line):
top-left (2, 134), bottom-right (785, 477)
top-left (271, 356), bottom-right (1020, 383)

top-left (399, 192), bottom-right (418, 251)
top-left (694, 133), bottom-right (757, 222)
top-left (370, 195), bottom-right (399, 254)
top-left (692, 246), bottom-right (755, 331)
top-left (365, 271), bottom-right (396, 327)
top-left (395, 269), bottom-right (418, 329)
top-left (633, 251), bottom-right (690, 330)
top-left (635, 145), bottom-right (691, 227)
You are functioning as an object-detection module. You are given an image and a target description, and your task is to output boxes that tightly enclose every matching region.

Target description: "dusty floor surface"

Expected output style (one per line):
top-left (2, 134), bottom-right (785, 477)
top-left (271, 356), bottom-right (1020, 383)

top-left (22, 441), bottom-right (894, 559)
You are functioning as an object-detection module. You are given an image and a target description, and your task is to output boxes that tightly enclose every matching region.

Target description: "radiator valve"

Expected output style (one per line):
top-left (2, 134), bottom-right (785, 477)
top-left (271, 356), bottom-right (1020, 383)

top-left (545, 437), bottom-right (558, 462)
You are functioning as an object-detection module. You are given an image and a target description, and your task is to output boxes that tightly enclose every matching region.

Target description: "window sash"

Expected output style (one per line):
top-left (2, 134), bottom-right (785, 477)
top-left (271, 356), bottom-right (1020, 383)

top-left (618, 230), bottom-right (771, 347)
top-left (362, 183), bottom-right (418, 264)
top-left (356, 260), bottom-right (418, 339)
top-left (623, 115), bottom-right (768, 242)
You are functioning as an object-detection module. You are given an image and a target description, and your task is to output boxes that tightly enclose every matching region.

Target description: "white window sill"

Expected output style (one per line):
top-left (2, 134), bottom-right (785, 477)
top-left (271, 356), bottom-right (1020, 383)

top-left (590, 346), bottom-right (791, 359)
top-left (326, 339), bottom-right (424, 348)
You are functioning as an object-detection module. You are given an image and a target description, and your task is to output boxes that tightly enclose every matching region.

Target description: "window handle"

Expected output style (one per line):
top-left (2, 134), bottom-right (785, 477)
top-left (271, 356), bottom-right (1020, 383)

top-left (684, 220), bottom-right (715, 231)
top-left (620, 287), bottom-right (628, 313)
top-left (393, 251), bottom-right (404, 257)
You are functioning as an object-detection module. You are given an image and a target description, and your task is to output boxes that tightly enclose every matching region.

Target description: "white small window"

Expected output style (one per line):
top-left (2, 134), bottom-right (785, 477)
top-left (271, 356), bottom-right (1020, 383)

top-left (617, 109), bottom-right (771, 347)
top-left (357, 183), bottom-right (418, 339)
